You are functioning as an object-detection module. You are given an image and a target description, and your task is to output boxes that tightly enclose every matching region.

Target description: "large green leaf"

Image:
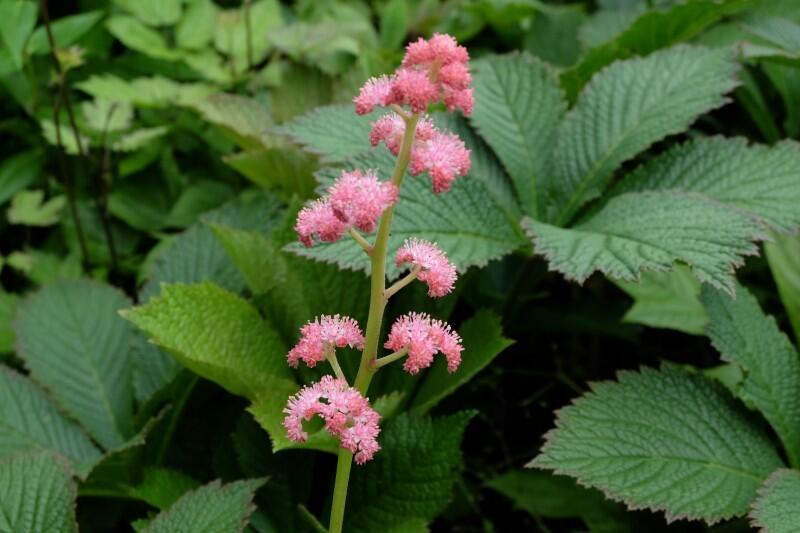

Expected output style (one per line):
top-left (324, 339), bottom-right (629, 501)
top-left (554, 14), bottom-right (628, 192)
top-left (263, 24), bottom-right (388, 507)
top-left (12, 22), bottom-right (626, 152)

top-left (122, 282), bottom-right (292, 399)
top-left (0, 290), bottom-right (18, 353)
top-left (765, 232), bottom-right (800, 343)
top-left (106, 15), bottom-right (180, 60)
top-left (209, 224), bottom-right (287, 296)
top-left (77, 75), bottom-right (216, 108)
top-left (191, 94), bottom-right (273, 151)
top-left (531, 366), bottom-right (783, 523)
top-left (0, 148), bottom-right (42, 205)
top-left (27, 10), bottom-right (103, 55)
top-left (140, 478), bottom-right (265, 533)
top-left (288, 148), bottom-right (526, 279)
top-left (0, 0), bottom-right (36, 70)
top-left (15, 281), bottom-right (134, 450)
top-left (412, 310), bottom-right (514, 414)
top-left (0, 451), bottom-right (77, 533)
top-left (525, 190), bottom-right (764, 294)
top-left (0, 366), bottom-right (101, 475)
top-left (344, 412), bottom-right (474, 532)
top-left (612, 137), bottom-right (800, 232)
top-left (750, 469), bottom-right (800, 532)
top-left (114, 0), bottom-right (182, 26)
top-left (547, 45), bottom-right (738, 225)
top-left (129, 467), bottom-right (200, 510)
top-left (470, 53), bottom-right (566, 218)
top-left (701, 283), bottom-right (800, 467)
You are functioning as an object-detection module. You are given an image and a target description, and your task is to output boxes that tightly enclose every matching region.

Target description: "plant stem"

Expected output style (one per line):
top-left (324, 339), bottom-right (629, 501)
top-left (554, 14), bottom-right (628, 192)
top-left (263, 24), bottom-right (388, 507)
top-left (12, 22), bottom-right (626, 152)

top-left (373, 347), bottom-right (409, 369)
top-left (326, 348), bottom-right (346, 381)
top-left (384, 266), bottom-right (420, 300)
top-left (328, 113), bottom-right (419, 533)
top-left (349, 227), bottom-right (373, 254)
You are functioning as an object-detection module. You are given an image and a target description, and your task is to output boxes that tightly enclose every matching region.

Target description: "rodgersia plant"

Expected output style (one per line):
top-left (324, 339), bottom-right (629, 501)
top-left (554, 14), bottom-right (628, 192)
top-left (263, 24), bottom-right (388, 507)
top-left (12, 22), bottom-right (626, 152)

top-left (284, 33), bottom-right (473, 532)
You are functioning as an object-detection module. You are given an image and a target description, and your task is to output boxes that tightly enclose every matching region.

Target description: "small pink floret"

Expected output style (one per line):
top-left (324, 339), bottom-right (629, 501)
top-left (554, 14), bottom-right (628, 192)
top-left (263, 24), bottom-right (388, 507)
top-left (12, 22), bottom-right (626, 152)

top-left (396, 239), bottom-right (457, 297)
top-left (287, 315), bottom-right (364, 368)
top-left (353, 75), bottom-right (393, 115)
top-left (295, 199), bottom-right (348, 247)
top-left (384, 312), bottom-right (463, 374)
top-left (328, 170), bottom-right (398, 233)
top-left (283, 376), bottom-right (381, 464)
top-left (410, 130), bottom-right (471, 193)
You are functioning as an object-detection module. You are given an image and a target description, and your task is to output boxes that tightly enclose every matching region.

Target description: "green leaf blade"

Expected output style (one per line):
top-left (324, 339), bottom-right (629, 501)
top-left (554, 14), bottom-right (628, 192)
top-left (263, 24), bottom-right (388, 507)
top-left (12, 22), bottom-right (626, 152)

top-left (750, 469), bottom-right (800, 533)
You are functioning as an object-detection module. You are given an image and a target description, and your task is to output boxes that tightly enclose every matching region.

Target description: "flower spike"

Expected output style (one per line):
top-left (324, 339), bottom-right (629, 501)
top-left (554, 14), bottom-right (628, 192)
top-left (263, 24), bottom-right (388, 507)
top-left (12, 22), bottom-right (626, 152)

top-left (295, 199), bottom-right (348, 247)
top-left (384, 312), bottom-right (463, 374)
top-left (328, 170), bottom-right (399, 233)
top-left (283, 376), bottom-right (381, 464)
top-left (395, 239), bottom-right (457, 297)
top-left (287, 315), bottom-right (364, 369)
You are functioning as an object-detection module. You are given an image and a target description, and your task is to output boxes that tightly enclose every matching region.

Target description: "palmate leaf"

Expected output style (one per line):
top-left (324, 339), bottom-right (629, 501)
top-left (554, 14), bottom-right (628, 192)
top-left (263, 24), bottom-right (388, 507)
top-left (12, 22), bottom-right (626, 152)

top-left (139, 478), bottom-right (266, 533)
top-left (470, 52), bottom-right (566, 217)
top-left (750, 469), bottom-right (800, 532)
top-left (15, 281), bottom-right (134, 450)
top-left (525, 190), bottom-right (764, 295)
top-left (122, 282), bottom-right (292, 399)
top-left (612, 137), bottom-right (800, 232)
top-left (532, 367), bottom-right (783, 524)
top-left (546, 45), bottom-right (738, 225)
top-left (0, 451), bottom-right (77, 533)
top-left (701, 283), bottom-right (800, 467)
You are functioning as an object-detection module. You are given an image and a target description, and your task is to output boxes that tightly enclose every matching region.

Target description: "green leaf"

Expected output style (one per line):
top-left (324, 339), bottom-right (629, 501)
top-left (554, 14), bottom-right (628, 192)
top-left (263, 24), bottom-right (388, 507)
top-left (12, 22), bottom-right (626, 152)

top-left (122, 282), bottom-right (292, 399)
top-left (525, 190), bottom-right (763, 295)
top-left (0, 451), bottom-right (77, 533)
top-left (0, 290), bottom-right (18, 353)
top-left (210, 224), bottom-right (286, 295)
top-left (191, 93), bottom-right (273, 150)
top-left (130, 331), bottom-right (181, 405)
top-left (0, 0), bottom-right (37, 70)
top-left (0, 366), bottom-right (101, 476)
top-left (701, 283), bottom-right (800, 467)
top-left (81, 99), bottom-right (133, 133)
top-left (106, 15), bottom-right (180, 61)
top-left (214, 0), bottom-right (282, 72)
top-left (612, 137), bottom-right (800, 232)
top-left (412, 310), bottom-right (513, 414)
top-left (750, 469), bottom-right (800, 532)
top-left (289, 148), bottom-right (525, 279)
top-left (77, 75), bottom-right (216, 108)
top-left (523, 4), bottom-right (586, 67)
top-left (470, 53), bottom-right (566, 218)
top-left (531, 366), bottom-right (783, 524)
top-left (0, 148), bottom-right (41, 205)
top-left (7, 190), bottom-right (66, 226)
top-left (344, 412), bottom-right (474, 532)
top-left (379, 0), bottom-right (409, 50)
top-left (741, 16), bottom-right (800, 54)
top-left (176, 0), bottom-right (216, 49)
top-left (15, 281), bottom-right (134, 450)
top-left (112, 127), bottom-right (169, 152)
top-left (140, 478), bottom-right (266, 533)
top-left (614, 266), bottom-right (706, 335)
top-left (547, 45), bottom-right (738, 225)
top-left (765, 232), bottom-right (800, 343)
top-left (130, 467), bottom-right (200, 510)
top-left (27, 10), bottom-right (104, 55)
top-left (224, 147), bottom-right (317, 199)
top-left (114, 0), bottom-right (182, 26)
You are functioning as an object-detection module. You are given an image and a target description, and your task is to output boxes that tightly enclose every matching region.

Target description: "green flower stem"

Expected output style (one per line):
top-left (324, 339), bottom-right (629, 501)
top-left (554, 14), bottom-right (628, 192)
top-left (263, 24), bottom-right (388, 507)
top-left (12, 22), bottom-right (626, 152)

top-left (384, 266), bottom-right (421, 300)
top-left (328, 113), bottom-right (419, 533)
top-left (349, 227), bottom-right (373, 254)
top-left (373, 347), bottom-right (409, 369)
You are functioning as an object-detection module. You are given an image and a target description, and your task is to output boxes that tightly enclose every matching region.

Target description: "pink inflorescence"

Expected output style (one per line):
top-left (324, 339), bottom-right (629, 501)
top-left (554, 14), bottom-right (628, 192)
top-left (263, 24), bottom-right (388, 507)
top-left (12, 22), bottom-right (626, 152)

top-left (283, 376), bottom-right (381, 464)
top-left (384, 312), bottom-right (463, 375)
top-left (287, 315), bottom-right (365, 368)
top-left (370, 114), bottom-right (470, 193)
top-left (396, 239), bottom-right (457, 297)
top-left (295, 169), bottom-right (397, 247)
top-left (354, 33), bottom-right (474, 116)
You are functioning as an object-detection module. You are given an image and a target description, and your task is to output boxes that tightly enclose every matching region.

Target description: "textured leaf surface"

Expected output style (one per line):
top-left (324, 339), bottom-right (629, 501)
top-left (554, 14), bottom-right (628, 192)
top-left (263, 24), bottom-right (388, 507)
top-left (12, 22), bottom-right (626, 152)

top-left (0, 367), bottom-right (101, 475)
top-left (0, 452), bottom-right (77, 533)
top-left (289, 149), bottom-right (525, 278)
top-left (613, 137), bottom-right (800, 232)
top-left (210, 224), bottom-right (287, 295)
top-left (525, 190), bottom-right (763, 294)
top-left (750, 469), bottom-right (800, 533)
top-left (191, 94), bottom-right (272, 150)
top-left (470, 53), bottom-right (566, 217)
top-left (765, 233), bottom-right (800, 342)
top-left (77, 75), bottom-right (216, 108)
top-left (141, 478), bottom-right (265, 533)
top-left (532, 367), bottom-right (783, 523)
top-left (130, 467), bottom-right (200, 509)
top-left (123, 282), bottom-right (292, 399)
top-left (547, 45), bottom-right (738, 224)
top-left (614, 266), bottom-right (706, 335)
top-left (130, 331), bottom-right (182, 405)
top-left (412, 310), bottom-right (513, 414)
top-left (345, 412), bottom-right (473, 532)
top-left (702, 283), bottom-right (800, 467)
top-left (15, 281), bottom-right (134, 449)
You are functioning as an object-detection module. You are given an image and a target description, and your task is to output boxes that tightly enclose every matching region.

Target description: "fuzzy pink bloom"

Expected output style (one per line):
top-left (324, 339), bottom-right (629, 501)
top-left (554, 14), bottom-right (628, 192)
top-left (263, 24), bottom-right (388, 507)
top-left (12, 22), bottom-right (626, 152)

top-left (295, 199), bottom-right (348, 247)
top-left (369, 114), bottom-right (436, 154)
top-left (410, 130), bottom-right (471, 193)
top-left (353, 75), bottom-right (393, 115)
top-left (283, 376), bottom-right (381, 464)
top-left (328, 169), bottom-right (398, 233)
top-left (386, 68), bottom-right (439, 114)
top-left (384, 312), bottom-right (463, 374)
top-left (287, 315), bottom-right (365, 368)
top-left (404, 33), bottom-right (470, 68)
top-left (395, 239), bottom-right (457, 297)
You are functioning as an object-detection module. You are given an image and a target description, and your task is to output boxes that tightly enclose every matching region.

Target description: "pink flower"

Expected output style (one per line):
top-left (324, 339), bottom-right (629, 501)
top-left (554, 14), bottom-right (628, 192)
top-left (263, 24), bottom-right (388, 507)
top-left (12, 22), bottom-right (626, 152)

top-left (403, 33), bottom-right (469, 68)
top-left (384, 312), bottom-right (463, 374)
top-left (386, 68), bottom-right (439, 114)
top-left (370, 114), bottom-right (436, 154)
top-left (328, 170), bottom-right (398, 233)
top-left (287, 315), bottom-right (365, 368)
top-left (295, 199), bottom-right (348, 247)
top-left (283, 376), bottom-right (381, 464)
top-left (396, 239), bottom-right (457, 297)
top-left (354, 75), bottom-right (393, 115)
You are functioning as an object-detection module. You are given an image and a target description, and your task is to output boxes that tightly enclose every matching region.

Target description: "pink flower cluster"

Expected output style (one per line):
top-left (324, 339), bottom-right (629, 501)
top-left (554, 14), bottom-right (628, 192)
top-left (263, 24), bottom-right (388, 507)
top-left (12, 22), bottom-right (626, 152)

top-left (296, 169), bottom-right (398, 247)
top-left (396, 239), bottom-right (457, 297)
top-left (370, 114), bottom-right (470, 193)
top-left (385, 312), bottom-right (463, 375)
top-left (283, 376), bottom-right (381, 464)
top-left (354, 33), bottom-right (473, 115)
top-left (287, 315), bottom-right (364, 368)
